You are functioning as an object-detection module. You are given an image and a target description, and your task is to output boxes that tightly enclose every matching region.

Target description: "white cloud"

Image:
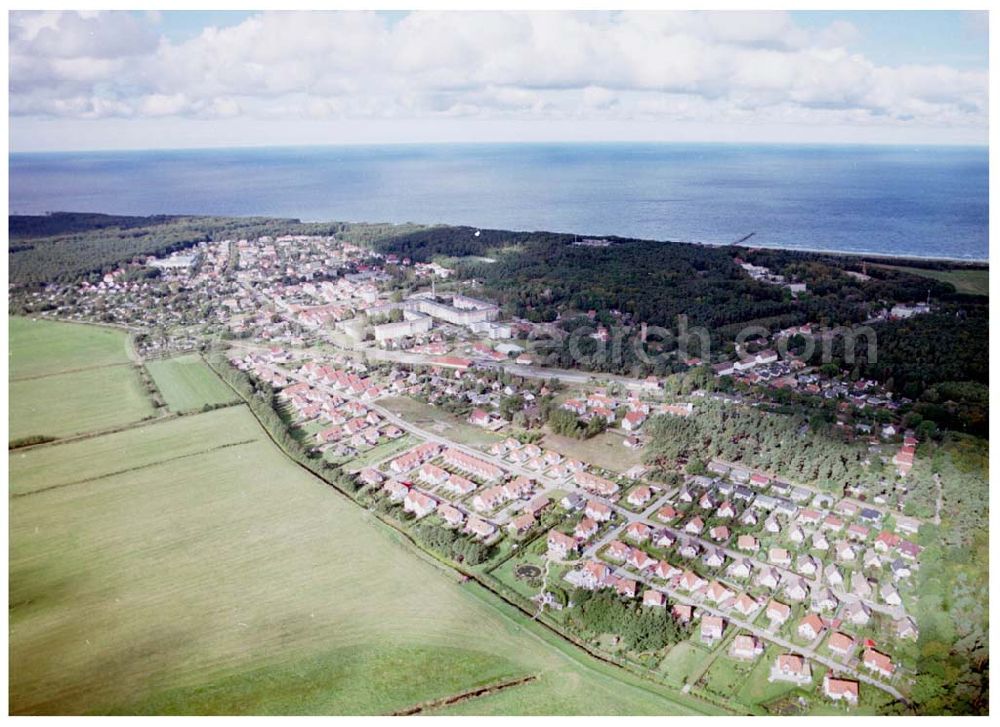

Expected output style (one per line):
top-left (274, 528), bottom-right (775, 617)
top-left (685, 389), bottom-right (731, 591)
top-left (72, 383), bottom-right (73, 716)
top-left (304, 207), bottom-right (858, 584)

top-left (7, 10), bottom-right (988, 145)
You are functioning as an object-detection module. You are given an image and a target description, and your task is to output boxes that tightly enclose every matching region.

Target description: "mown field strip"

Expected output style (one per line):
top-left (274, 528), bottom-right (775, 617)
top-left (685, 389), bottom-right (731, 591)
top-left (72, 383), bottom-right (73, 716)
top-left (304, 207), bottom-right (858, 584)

top-left (9, 406), bottom-right (262, 496)
top-left (12, 439), bottom-right (257, 499)
top-left (145, 355), bottom-right (240, 412)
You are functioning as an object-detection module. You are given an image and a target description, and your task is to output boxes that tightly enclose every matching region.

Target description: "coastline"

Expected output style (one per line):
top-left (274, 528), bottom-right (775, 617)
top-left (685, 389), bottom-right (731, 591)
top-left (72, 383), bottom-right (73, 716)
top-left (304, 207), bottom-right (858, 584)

top-left (10, 210), bottom-right (989, 266)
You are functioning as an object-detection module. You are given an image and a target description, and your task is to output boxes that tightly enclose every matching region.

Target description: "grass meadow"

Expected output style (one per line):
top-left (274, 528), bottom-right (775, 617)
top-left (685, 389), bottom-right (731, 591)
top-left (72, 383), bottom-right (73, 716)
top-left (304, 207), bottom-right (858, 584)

top-left (872, 264), bottom-right (989, 297)
top-left (146, 354), bottom-right (239, 412)
top-left (10, 316), bottom-right (133, 378)
top-left (9, 405), bottom-right (718, 715)
top-left (9, 317), bottom-right (156, 441)
top-left (9, 364), bottom-right (156, 441)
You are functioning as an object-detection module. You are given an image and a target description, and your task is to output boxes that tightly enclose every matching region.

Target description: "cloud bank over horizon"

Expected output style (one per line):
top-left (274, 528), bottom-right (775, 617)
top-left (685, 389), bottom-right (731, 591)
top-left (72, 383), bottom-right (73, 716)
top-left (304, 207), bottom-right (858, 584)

top-left (9, 10), bottom-right (989, 151)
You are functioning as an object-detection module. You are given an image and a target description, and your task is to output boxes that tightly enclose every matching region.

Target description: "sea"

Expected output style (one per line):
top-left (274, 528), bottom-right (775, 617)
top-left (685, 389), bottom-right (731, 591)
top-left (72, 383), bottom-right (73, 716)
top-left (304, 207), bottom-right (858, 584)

top-left (8, 143), bottom-right (989, 260)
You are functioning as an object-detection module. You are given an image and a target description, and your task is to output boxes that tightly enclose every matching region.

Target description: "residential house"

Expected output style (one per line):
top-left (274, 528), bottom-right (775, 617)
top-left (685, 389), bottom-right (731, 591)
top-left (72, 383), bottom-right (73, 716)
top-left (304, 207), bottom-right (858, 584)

top-left (443, 473), bottom-right (477, 496)
top-left (439, 504), bottom-right (465, 528)
top-left (769, 547), bottom-right (792, 567)
top-left (547, 530), bottom-right (579, 559)
top-left (771, 654), bottom-right (812, 685)
top-left (685, 516), bottom-right (705, 535)
top-left (655, 561), bottom-right (682, 581)
top-left (828, 632), bottom-right (855, 656)
top-left (472, 486), bottom-right (507, 512)
top-left (731, 635), bottom-right (763, 660)
top-left (679, 570), bottom-right (706, 593)
top-left (705, 581), bottom-right (734, 605)
top-left (656, 505), bottom-right (680, 523)
top-left (717, 501), bottom-right (737, 519)
top-left (732, 593), bottom-right (761, 617)
top-left (678, 539), bottom-right (700, 559)
top-left (701, 615), bottom-right (725, 644)
top-left (625, 521), bottom-right (651, 543)
top-left (890, 558), bottom-right (912, 581)
top-left (627, 547), bottom-right (657, 572)
top-left (823, 563), bottom-right (844, 587)
top-left (784, 576), bottom-right (809, 602)
top-left (895, 617), bottom-right (919, 641)
top-left (843, 601), bottom-right (872, 626)
top-left (756, 567), bottom-right (781, 590)
top-left (508, 511), bottom-right (535, 535)
top-left (709, 525), bottom-right (730, 542)
top-left (811, 531), bottom-right (830, 551)
top-left (862, 649), bottom-right (895, 679)
top-left (880, 582), bottom-right (902, 606)
top-left (643, 589), bottom-right (666, 608)
top-left (727, 558), bottom-right (754, 580)
top-left (653, 528), bottom-right (676, 549)
top-left (823, 675), bottom-right (859, 705)
top-left (798, 613), bottom-right (825, 641)
top-left (606, 540), bottom-right (630, 562)
top-left (836, 541), bottom-right (857, 562)
top-left (465, 517), bottom-right (496, 540)
top-left (703, 548), bottom-right (726, 568)
top-left (574, 517), bottom-right (599, 540)
top-left (627, 486), bottom-right (652, 508)
top-left (384, 480), bottom-right (410, 502)
top-left (404, 490), bottom-right (438, 519)
top-left (766, 600), bottom-right (791, 626)
top-left (850, 571), bottom-right (874, 600)
top-left (796, 554), bottom-right (819, 577)
top-left (812, 588), bottom-right (839, 612)
top-left (578, 560), bottom-right (611, 590)
top-left (585, 499), bottom-right (613, 522)
top-left (672, 603), bottom-right (693, 624)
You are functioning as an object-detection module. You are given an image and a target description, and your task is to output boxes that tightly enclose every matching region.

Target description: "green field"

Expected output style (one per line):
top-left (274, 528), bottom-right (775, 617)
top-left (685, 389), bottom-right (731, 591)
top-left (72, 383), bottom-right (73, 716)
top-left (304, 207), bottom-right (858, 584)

top-left (873, 264), bottom-right (989, 297)
top-left (9, 364), bottom-right (156, 441)
top-left (9, 317), bottom-right (156, 442)
top-left (146, 354), bottom-right (239, 412)
top-left (9, 403), bottom-right (720, 715)
top-left (10, 317), bottom-right (133, 379)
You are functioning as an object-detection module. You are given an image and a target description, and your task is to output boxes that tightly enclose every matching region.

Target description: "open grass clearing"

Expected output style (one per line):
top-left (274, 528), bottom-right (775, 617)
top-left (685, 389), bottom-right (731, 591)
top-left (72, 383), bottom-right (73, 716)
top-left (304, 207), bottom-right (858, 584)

top-left (9, 364), bottom-right (156, 442)
top-left (145, 354), bottom-right (239, 412)
top-left (657, 641), bottom-right (712, 688)
top-left (379, 395), bottom-right (504, 448)
top-left (340, 434), bottom-right (419, 472)
top-left (871, 264), bottom-right (989, 297)
top-left (541, 429), bottom-right (643, 473)
top-left (9, 316), bottom-right (132, 380)
top-left (9, 316), bottom-right (156, 442)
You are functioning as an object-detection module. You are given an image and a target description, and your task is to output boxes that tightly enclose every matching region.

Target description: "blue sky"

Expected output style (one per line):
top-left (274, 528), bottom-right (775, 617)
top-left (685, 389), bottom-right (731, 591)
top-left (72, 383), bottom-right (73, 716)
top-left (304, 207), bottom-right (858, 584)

top-left (790, 10), bottom-right (988, 69)
top-left (9, 10), bottom-right (989, 151)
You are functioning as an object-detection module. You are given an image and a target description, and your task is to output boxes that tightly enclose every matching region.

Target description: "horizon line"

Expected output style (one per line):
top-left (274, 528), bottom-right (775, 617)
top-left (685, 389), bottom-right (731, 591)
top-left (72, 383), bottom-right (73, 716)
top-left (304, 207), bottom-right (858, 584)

top-left (10, 137), bottom-right (990, 156)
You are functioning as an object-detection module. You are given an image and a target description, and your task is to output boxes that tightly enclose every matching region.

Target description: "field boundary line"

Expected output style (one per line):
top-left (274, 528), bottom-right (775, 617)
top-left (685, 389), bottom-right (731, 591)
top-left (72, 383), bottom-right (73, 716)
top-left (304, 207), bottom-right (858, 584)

top-left (10, 361), bottom-right (134, 383)
top-left (12, 439), bottom-right (258, 499)
top-left (388, 674), bottom-right (539, 715)
top-left (8, 413), bottom-right (182, 452)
